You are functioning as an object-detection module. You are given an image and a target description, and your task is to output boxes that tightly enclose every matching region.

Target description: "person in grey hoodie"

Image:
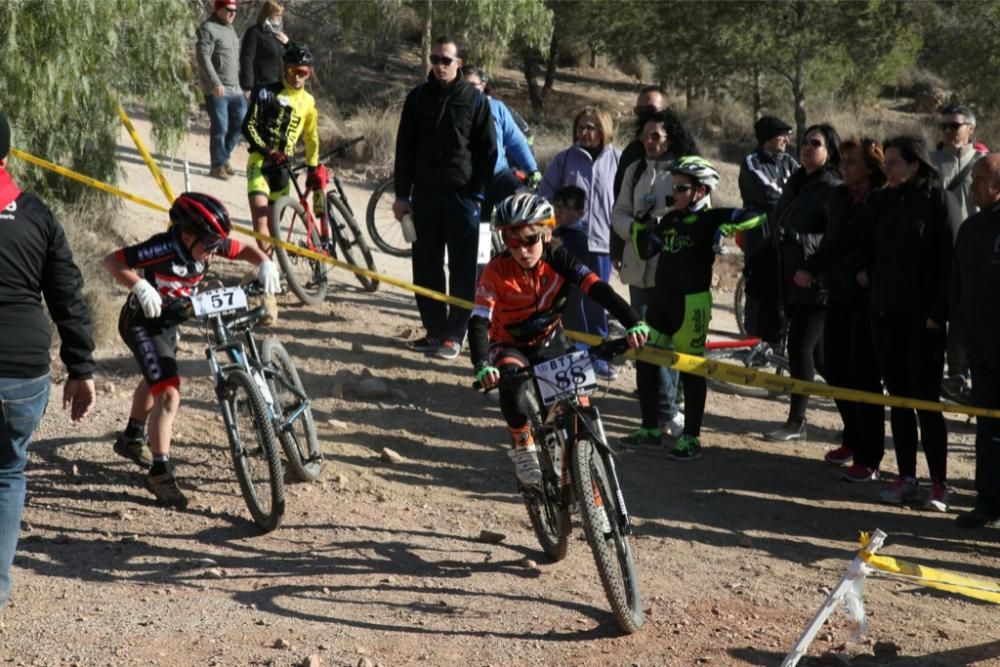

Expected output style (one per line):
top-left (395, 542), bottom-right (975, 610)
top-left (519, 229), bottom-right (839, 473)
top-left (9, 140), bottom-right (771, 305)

top-left (196, 0), bottom-right (246, 180)
top-left (537, 106), bottom-right (620, 379)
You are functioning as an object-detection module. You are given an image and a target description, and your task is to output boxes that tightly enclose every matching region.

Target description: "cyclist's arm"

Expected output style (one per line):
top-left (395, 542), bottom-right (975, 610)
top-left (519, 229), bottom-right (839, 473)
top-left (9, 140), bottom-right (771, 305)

top-left (468, 269), bottom-right (498, 370)
top-left (302, 98), bottom-right (320, 168)
top-left (241, 87), bottom-right (271, 154)
top-left (717, 208), bottom-right (767, 237)
top-left (550, 246), bottom-right (640, 329)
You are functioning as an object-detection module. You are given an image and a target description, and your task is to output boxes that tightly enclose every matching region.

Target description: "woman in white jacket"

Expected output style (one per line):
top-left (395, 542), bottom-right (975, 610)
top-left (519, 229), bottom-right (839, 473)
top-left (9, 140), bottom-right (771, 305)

top-left (611, 110), bottom-right (700, 445)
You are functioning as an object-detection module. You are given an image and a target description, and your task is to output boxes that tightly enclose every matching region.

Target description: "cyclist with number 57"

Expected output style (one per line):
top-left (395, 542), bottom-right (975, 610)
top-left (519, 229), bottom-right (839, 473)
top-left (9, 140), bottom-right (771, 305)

top-left (469, 193), bottom-right (648, 487)
top-left (103, 193), bottom-right (281, 509)
top-left (241, 43), bottom-right (321, 324)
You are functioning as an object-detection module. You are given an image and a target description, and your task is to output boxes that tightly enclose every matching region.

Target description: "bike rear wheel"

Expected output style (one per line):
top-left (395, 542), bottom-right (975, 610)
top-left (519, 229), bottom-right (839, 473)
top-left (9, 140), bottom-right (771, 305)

top-left (704, 347), bottom-right (792, 399)
top-left (261, 338), bottom-right (323, 482)
top-left (365, 177), bottom-right (412, 258)
top-left (222, 369), bottom-right (285, 532)
top-left (522, 430), bottom-right (571, 561)
top-left (571, 438), bottom-right (644, 634)
top-left (734, 274), bottom-right (747, 337)
top-left (269, 196), bottom-right (328, 305)
top-left (328, 192), bottom-right (379, 292)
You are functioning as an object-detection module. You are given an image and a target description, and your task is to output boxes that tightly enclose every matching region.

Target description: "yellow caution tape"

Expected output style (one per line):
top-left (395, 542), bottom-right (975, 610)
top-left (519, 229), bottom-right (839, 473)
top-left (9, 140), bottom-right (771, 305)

top-left (10, 148), bottom-right (170, 213)
top-left (857, 532), bottom-right (1000, 604)
top-left (18, 147), bottom-right (1000, 419)
top-left (117, 102), bottom-right (176, 204)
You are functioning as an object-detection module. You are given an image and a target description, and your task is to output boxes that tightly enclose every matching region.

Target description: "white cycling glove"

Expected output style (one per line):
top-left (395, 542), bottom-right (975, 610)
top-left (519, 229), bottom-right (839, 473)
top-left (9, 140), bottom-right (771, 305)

top-left (257, 260), bottom-right (281, 295)
top-left (131, 279), bottom-right (162, 318)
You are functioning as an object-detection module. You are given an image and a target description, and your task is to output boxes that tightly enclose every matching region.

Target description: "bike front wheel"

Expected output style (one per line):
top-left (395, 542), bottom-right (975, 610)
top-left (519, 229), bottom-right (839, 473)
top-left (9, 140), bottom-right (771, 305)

top-left (269, 196), bottom-right (328, 306)
top-left (571, 437), bottom-right (644, 634)
top-left (365, 177), bottom-right (412, 258)
top-left (328, 192), bottom-right (380, 292)
top-left (261, 339), bottom-right (323, 482)
top-left (222, 369), bottom-right (285, 532)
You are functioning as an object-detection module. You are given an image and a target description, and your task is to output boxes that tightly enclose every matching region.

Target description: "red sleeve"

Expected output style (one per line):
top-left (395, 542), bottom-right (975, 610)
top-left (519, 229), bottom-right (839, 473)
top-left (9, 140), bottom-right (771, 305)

top-left (222, 238), bottom-right (243, 260)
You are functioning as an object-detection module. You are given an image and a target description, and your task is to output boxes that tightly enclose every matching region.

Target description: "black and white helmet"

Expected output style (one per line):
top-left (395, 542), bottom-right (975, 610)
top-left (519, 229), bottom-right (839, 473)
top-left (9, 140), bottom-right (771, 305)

top-left (670, 156), bottom-right (720, 192)
top-left (493, 193), bottom-right (555, 229)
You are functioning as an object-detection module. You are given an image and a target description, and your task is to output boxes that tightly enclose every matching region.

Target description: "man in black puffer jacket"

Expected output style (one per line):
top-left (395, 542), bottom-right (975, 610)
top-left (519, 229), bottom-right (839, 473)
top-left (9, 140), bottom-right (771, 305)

top-left (392, 36), bottom-right (497, 361)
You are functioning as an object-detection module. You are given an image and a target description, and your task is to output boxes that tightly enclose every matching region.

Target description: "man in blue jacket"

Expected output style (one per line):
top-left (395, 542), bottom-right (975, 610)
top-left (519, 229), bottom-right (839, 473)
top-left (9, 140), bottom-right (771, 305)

top-left (392, 37), bottom-right (497, 361)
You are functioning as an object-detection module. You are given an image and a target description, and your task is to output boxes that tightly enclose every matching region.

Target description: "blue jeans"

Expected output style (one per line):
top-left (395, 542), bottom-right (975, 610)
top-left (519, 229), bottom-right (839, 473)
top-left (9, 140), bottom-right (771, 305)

top-left (206, 93), bottom-right (247, 169)
top-left (0, 374), bottom-right (51, 608)
top-left (630, 285), bottom-right (680, 421)
top-left (411, 190), bottom-right (481, 343)
top-left (564, 251), bottom-right (611, 343)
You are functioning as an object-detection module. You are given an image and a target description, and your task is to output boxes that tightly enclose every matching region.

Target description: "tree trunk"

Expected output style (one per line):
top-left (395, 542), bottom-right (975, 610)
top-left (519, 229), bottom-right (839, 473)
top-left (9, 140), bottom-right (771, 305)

top-left (590, 45), bottom-right (598, 68)
top-left (421, 0), bottom-right (432, 70)
top-left (751, 65), bottom-right (762, 119)
top-left (792, 51), bottom-right (806, 144)
top-left (523, 50), bottom-right (544, 117)
top-left (543, 30), bottom-right (558, 96)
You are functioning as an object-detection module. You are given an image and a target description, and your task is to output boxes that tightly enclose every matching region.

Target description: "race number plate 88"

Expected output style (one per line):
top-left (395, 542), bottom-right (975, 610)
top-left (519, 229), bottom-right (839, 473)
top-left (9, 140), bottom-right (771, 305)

top-left (534, 351), bottom-right (597, 405)
top-left (191, 286), bottom-right (248, 318)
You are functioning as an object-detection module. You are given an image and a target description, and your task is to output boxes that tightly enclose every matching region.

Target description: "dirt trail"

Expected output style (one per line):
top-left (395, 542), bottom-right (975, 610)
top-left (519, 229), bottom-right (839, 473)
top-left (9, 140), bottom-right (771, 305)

top-left (0, 113), bottom-right (995, 667)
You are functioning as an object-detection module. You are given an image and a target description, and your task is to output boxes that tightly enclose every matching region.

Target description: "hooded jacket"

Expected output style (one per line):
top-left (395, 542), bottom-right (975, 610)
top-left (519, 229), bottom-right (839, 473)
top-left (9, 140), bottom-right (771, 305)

top-left (538, 143), bottom-right (621, 254)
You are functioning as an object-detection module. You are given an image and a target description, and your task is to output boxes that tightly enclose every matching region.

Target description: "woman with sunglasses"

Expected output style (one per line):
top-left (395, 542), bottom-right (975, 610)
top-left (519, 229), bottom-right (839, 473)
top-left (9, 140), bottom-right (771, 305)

top-left (537, 107), bottom-right (621, 380)
top-left (103, 193), bottom-right (281, 509)
top-left (631, 157), bottom-right (766, 460)
top-left (763, 124), bottom-right (842, 443)
top-left (469, 193), bottom-right (648, 487)
top-left (866, 136), bottom-right (954, 512)
top-left (611, 110), bottom-right (699, 446)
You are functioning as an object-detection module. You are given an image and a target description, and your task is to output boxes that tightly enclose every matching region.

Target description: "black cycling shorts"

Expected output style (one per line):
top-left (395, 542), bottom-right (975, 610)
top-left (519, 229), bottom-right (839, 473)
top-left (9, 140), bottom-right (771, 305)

top-left (118, 300), bottom-right (180, 395)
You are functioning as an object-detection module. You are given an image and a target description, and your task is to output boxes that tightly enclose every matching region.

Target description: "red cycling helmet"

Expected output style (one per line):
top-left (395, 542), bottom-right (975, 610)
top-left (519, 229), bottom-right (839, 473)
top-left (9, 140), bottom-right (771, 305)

top-left (169, 192), bottom-right (232, 247)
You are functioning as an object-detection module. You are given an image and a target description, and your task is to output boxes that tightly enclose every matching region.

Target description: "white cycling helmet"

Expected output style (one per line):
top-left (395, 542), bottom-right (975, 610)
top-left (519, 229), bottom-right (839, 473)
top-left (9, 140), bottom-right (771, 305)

top-left (670, 156), bottom-right (720, 192)
top-left (493, 193), bottom-right (555, 229)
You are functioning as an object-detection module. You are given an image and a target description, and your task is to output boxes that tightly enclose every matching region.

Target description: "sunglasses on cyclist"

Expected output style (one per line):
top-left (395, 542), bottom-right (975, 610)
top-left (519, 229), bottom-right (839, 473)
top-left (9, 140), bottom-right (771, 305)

top-left (286, 66), bottom-right (311, 78)
top-left (202, 236), bottom-right (225, 252)
top-left (671, 183), bottom-right (694, 194)
top-left (504, 233), bottom-right (544, 249)
top-left (939, 121), bottom-right (969, 132)
top-left (429, 54), bottom-right (456, 66)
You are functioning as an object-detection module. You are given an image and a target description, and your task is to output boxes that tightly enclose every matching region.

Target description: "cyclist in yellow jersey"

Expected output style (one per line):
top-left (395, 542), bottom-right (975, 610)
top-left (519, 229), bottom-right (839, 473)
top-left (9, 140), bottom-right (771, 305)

top-left (241, 43), bottom-right (323, 255)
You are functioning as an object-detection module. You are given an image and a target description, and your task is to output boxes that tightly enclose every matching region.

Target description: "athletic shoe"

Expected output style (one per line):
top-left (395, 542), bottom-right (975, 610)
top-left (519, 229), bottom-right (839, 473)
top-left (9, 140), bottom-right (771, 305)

top-left (594, 359), bottom-right (619, 381)
top-left (879, 477), bottom-right (921, 505)
top-left (208, 165), bottom-right (230, 180)
top-left (842, 464), bottom-right (879, 483)
top-left (925, 481), bottom-right (949, 513)
top-left (408, 335), bottom-right (441, 353)
top-left (955, 508), bottom-right (1000, 529)
top-left (113, 433), bottom-right (152, 468)
top-left (433, 339), bottom-right (462, 360)
top-left (824, 446), bottom-right (854, 466)
top-left (940, 374), bottom-right (971, 404)
top-left (620, 427), bottom-right (662, 448)
top-left (661, 412), bottom-right (686, 439)
top-left (223, 161), bottom-right (236, 176)
top-left (508, 445), bottom-right (542, 488)
top-left (668, 434), bottom-right (701, 461)
top-left (144, 469), bottom-right (189, 509)
top-left (763, 420), bottom-right (806, 442)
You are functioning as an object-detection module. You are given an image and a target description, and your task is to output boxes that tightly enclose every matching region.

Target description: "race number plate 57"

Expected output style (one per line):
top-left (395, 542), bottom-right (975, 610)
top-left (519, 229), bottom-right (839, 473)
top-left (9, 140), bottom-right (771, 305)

top-left (534, 351), bottom-right (597, 405)
top-left (191, 286), bottom-right (248, 317)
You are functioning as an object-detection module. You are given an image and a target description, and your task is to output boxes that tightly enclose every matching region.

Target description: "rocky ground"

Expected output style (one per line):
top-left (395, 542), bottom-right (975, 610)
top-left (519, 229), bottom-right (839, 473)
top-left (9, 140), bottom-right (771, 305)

top-left (0, 114), bottom-right (997, 667)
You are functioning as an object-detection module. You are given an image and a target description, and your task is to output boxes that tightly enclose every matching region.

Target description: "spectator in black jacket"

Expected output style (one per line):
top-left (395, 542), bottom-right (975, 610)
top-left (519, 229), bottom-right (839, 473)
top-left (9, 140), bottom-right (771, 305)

top-left (0, 112), bottom-right (96, 609)
top-left (738, 115), bottom-right (799, 345)
top-left (950, 154), bottom-right (1000, 528)
top-left (392, 36), bottom-right (497, 361)
top-left (795, 138), bottom-right (886, 481)
top-left (764, 124), bottom-right (841, 442)
top-left (239, 0), bottom-right (290, 95)
top-left (869, 135), bottom-right (953, 512)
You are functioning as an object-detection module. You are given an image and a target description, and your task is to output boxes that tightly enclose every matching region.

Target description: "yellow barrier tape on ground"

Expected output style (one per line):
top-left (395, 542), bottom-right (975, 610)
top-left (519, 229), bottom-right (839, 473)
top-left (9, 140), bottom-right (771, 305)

top-left (10, 148), bottom-right (170, 213)
top-left (117, 102), bottom-right (176, 205)
top-left (857, 533), bottom-right (1000, 604)
top-left (16, 147), bottom-right (1000, 419)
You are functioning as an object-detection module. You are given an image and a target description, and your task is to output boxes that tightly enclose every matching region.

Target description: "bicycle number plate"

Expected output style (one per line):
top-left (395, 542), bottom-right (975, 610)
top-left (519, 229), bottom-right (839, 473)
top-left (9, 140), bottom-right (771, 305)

top-left (191, 286), bottom-right (247, 318)
top-left (534, 351), bottom-right (597, 405)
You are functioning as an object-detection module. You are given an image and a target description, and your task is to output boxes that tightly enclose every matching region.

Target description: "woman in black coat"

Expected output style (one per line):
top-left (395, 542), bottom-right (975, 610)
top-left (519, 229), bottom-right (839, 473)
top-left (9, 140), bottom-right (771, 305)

top-left (764, 123), bottom-right (841, 442)
top-left (239, 0), bottom-right (290, 94)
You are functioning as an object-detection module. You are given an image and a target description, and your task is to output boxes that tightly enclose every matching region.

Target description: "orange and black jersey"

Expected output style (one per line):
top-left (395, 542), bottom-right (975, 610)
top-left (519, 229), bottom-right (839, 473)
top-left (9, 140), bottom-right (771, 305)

top-left (469, 245), bottom-right (640, 369)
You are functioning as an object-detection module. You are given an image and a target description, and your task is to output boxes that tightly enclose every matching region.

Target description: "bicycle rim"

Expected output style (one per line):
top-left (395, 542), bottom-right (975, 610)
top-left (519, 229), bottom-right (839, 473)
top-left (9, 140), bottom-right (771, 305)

top-left (571, 438), bottom-right (644, 634)
top-left (223, 369), bottom-right (285, 531)
top-left (261, 338), bottom-right (323, 482)
top-left (522, 431), bottom-right (571, 561)
top-left (269, 197), bottom-right (328, 306)
top-left (328, 192), bottom-right (380, 292)
top-left (704, 348), bottom-right (792, 399)
top-left (734, 275), bottom-right (747, 337)
top-left (365, 177), bottom-right (412, 258)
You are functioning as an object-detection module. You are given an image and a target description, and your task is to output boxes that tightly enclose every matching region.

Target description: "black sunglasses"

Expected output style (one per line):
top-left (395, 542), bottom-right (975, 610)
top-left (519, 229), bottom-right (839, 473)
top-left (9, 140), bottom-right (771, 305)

top-left (671, 183), bottom-right (694, 194)
top-left (633, 104), bottom-right (658, 117)
top-left (505, 233), bottom-right (543, 249)
top-left (939, 122), bottom-right (969, 132)
top-left (429, 54), bottom-right (456, 66)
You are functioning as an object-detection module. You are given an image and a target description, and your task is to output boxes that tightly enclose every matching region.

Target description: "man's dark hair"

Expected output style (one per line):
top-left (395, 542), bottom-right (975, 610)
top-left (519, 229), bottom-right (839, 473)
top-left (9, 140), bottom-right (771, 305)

top-left (433, 35), bottom-right (462, 58)
top-left (939, 103), bottom-right (976, 125)
top-left (553, 185), bottom-right (586, 211)
top-left (638, 85), bottom-right (668, 98)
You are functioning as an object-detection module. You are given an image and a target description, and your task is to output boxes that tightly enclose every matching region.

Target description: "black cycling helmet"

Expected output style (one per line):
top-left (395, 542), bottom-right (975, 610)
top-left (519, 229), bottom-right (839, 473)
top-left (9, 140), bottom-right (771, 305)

top-left (283, 43), bottom-right (314, 66)
top-left (170, 192), bottom-right (232, 247)
top-left (493, 193), bottom-right (555, 229)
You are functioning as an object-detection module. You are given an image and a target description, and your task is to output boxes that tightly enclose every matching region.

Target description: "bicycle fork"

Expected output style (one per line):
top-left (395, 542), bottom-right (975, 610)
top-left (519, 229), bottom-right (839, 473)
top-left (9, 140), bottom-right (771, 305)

top-left (581, 406), bottom-right (634, 536)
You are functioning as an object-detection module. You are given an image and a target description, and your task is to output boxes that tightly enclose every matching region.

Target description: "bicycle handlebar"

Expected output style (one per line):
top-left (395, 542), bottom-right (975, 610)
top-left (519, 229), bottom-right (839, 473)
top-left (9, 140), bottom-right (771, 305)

top-left (288, 135), bottom-right (366, 174)
top-left (472, 336), bottom-right (633, 391)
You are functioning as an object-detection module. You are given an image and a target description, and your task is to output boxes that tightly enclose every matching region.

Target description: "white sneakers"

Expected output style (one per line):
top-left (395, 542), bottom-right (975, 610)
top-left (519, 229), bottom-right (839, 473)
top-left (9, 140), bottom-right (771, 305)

top-left (509, 445), bottom-right (542, 488)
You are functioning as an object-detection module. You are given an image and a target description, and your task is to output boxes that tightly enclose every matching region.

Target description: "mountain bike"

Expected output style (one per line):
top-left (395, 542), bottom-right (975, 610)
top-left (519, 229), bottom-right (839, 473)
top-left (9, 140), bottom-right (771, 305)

top-left (184, 281), bottom-right (323, 531)
top-left (475, 337), bottom-right (644, 634)
top-left (269, 136), bottom-right (379, 305)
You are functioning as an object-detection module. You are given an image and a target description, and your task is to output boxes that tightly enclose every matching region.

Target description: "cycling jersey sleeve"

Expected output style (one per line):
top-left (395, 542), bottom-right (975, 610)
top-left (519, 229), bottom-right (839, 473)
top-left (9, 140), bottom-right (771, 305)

top-left (469, 263), bottom-right (500, 368)
top-left (241, 85), bottom-right (276, 154)
top-left (116, 232), bottom-right (179, 269)
top-left (549, 246), bottom-right (639, 329)
top-left (717, 208), bottom-right (767, 237)
top-left (302, 98), bottom-right (319, 167)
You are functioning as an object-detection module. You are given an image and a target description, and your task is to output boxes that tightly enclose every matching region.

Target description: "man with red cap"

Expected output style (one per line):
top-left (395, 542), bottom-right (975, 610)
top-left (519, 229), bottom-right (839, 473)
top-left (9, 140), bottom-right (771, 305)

top-left (196, 0), bottom-right (246, 180)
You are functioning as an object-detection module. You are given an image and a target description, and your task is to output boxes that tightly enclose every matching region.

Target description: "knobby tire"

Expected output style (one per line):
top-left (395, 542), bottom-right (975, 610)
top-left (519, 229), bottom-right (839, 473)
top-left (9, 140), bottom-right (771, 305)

top-left (269, 196), bottom-right (328, 305)
top-left (365, 177), bottom-right (412, 258)
top-left (261, 338), bottom-right (323, 482)
top-left (522, 428), bottom-right (571, 561)
top-left (327, 192), bottom-right (380, 292)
